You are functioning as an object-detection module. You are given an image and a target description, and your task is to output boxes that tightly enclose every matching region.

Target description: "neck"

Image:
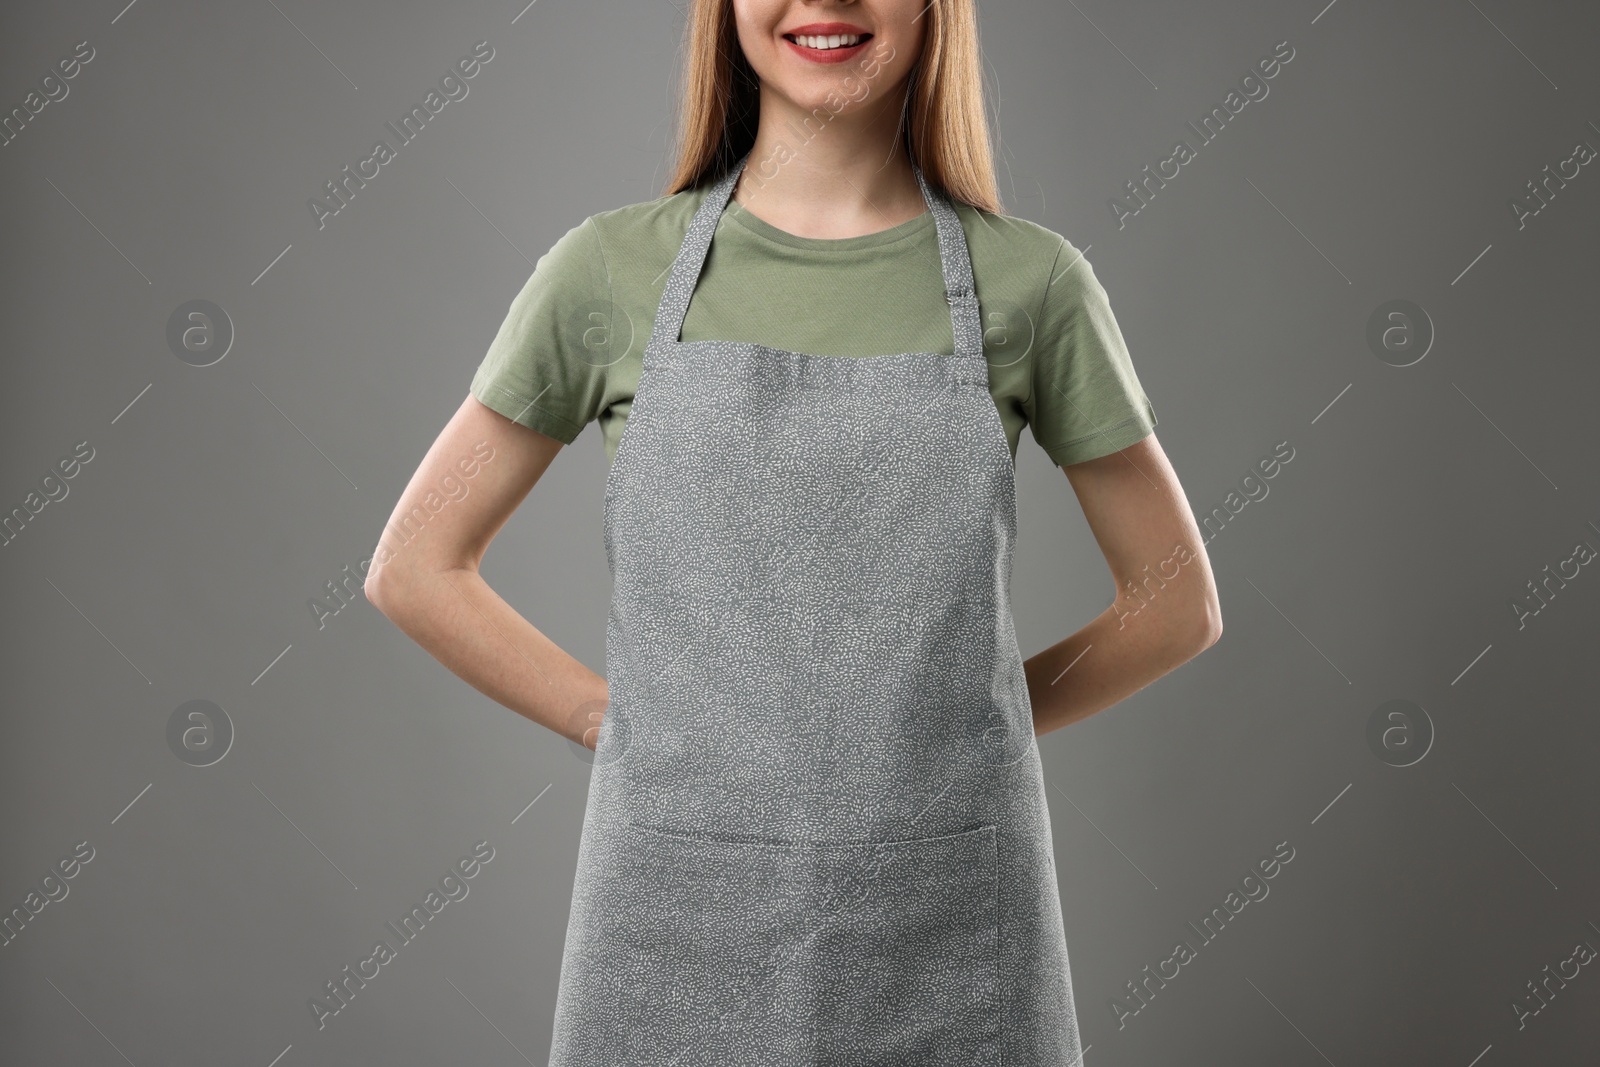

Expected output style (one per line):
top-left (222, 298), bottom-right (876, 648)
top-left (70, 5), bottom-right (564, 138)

top-left (733, 84), bottom-right (926, 240)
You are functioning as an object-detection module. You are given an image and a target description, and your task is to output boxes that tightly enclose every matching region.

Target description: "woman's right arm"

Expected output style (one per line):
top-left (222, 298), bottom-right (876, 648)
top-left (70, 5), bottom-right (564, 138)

top-left (363, 393), bottom-right (606, 749)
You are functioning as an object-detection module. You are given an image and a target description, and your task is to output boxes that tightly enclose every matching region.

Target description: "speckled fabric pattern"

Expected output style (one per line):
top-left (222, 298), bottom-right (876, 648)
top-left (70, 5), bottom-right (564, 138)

top-left (548, 152), bottom-right (1084, 1066)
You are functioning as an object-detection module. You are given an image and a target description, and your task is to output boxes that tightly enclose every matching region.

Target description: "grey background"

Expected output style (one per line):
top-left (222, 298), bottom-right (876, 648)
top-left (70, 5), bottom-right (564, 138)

top-left (3, 1), bottom-right (1597, 1064)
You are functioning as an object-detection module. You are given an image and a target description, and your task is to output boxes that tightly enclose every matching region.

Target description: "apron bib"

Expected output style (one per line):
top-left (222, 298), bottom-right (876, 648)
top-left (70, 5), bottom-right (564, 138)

top-left (549, 152), bottom-right (1084, 1066)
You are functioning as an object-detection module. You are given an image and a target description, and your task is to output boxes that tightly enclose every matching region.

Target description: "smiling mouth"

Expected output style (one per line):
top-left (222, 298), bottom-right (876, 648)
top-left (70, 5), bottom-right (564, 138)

top-left (782, 32), bottom-right (874, 51)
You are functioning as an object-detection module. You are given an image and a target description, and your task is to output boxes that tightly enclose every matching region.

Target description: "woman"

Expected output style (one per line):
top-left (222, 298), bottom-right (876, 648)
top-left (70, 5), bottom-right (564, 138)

top-left (366, 1), bottom-right (1221, 1063)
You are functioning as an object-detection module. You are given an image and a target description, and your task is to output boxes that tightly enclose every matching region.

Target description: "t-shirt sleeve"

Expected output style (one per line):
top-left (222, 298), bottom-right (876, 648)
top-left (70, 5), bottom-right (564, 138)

top-left (1027, 238), bottom-right (1159, 467)
top-left (468, 216), bottom-right (613, 444)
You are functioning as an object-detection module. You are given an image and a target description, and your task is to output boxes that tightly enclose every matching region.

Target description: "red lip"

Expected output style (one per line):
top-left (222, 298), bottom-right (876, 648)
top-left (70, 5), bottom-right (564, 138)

top-left (783, 22), bottom-right (871, 36)
top-left (781, 24), bottom-right (875, 64)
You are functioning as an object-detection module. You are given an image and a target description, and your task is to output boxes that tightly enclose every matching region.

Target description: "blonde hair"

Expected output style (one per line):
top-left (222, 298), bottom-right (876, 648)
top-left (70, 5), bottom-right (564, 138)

top-left (662, 0), bottom-right (1003, 214)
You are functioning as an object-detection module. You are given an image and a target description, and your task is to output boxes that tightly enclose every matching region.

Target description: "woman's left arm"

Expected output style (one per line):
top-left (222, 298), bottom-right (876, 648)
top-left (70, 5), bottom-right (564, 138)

top-left (1025, 433), bottom-right (1222, 736)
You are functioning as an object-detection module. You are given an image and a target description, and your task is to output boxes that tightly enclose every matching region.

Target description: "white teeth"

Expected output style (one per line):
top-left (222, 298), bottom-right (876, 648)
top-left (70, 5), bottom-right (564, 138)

top-left (793, 33), bottom-right (862, 50)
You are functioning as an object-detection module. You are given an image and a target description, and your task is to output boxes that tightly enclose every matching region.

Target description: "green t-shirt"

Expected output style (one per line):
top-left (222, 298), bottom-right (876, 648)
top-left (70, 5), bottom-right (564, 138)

top-left (470, 181), bottom-right (1157, 469)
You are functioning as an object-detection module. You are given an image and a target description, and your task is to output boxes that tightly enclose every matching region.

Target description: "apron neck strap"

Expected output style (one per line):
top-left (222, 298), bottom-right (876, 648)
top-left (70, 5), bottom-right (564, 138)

top-left (648, 152), bottom-right (985, 361)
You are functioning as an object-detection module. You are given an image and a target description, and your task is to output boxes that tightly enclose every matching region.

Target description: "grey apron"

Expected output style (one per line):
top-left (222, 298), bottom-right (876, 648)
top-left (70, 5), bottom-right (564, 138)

top-left (549, 152), bottom-right (1084, 1066)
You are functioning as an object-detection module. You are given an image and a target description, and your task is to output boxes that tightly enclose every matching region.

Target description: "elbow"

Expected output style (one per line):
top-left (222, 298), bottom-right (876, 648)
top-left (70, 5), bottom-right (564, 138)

top-left (364, 554), bottom-right (472, 619)
top-left (362, 572), bottom-right (392, 617)
top-left (1173, 596), bottom-right (1222, 656)
top-left (1192, 597), bottom-right (1223, 651)
top-left (363, 560), bottom-right (410, 618)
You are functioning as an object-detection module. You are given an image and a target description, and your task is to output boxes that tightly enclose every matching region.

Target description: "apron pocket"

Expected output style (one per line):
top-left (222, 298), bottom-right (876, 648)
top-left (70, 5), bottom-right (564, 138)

top-left (572, 822), bottom-right (1002, 1065)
